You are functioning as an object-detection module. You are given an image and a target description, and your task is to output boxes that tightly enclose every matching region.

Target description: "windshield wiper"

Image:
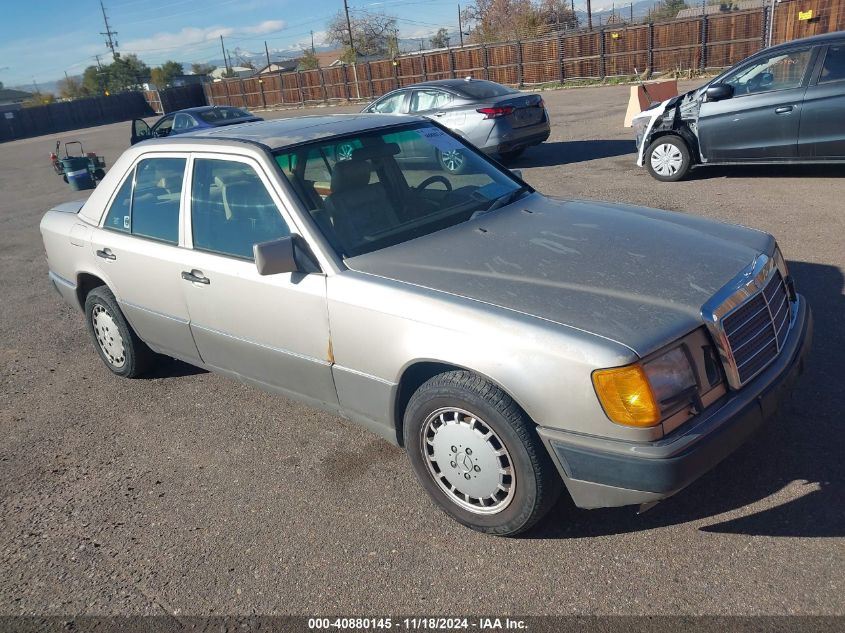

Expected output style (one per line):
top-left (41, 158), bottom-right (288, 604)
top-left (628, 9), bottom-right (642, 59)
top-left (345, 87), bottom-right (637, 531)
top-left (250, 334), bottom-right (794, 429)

top-left (470, 185), bottom-right (531, 220)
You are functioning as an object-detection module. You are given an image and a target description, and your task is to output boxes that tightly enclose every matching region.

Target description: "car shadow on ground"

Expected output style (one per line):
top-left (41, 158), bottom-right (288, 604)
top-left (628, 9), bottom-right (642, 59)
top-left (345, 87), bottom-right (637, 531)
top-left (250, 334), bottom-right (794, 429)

top-left (142, 356), bottom-right (208, 379)
top-left (688, 163), bottom-right (845, 180)
top-left (528, 260), bottom-right (844, 539)
top-left (512, 140), bottom-right (635, 168)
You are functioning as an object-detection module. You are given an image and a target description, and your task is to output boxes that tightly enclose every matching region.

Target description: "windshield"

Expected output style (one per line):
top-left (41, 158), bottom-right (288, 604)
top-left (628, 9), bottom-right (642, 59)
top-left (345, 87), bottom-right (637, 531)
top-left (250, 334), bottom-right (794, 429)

top-left (273, 123), bottom-right (528, 257)
top-left (454, 80), bottom-right (518, 100)
top-left (196, 107), bottom-right (251, 123)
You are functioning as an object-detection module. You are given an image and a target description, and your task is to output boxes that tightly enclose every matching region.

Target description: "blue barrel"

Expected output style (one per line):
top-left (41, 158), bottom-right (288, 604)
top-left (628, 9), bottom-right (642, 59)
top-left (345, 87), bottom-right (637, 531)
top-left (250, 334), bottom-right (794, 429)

top-left (61, 157), bottom-right (95, 191)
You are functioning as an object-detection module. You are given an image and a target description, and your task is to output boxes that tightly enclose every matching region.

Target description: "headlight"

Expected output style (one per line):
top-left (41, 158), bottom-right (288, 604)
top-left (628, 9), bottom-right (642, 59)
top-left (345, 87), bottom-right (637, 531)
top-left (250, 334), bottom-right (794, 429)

top-left (642, 348), bottom-right (697, 404)
top-left (593, 347), bottom-right (696, 427)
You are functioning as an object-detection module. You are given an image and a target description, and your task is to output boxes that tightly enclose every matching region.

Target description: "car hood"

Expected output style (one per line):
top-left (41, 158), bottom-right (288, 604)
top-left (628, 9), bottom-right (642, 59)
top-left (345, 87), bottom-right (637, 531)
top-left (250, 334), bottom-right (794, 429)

top-left (345, 195), bottom-right (774, 355)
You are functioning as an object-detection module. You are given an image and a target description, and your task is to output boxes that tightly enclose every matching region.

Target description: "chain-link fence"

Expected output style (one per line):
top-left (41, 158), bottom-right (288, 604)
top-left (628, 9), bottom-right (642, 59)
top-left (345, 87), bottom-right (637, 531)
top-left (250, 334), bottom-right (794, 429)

top-left (206, 0), bottom-right (845, 108)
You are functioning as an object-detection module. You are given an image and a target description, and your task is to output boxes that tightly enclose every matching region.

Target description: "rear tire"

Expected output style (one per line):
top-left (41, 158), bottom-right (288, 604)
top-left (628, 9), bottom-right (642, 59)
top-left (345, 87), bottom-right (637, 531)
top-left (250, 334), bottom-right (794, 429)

top-left (84, 286), bottom-right (155, 378)
top-left (404, 370), bottom-right (562, 536)
top-left (645, 135), bottom-right (691, 182)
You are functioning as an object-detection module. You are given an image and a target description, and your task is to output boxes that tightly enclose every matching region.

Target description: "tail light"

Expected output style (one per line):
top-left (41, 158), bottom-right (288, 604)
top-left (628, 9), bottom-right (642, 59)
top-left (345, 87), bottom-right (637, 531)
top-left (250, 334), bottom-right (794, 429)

top-left (477, 106), bottom-right (514, 119)
top-left (537, 98), bottom-right (544, 108)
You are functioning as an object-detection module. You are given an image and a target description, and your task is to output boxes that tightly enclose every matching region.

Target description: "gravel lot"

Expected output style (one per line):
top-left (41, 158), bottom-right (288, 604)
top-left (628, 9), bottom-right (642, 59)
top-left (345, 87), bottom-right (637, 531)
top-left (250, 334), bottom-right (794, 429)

top-left (1, 82), bottom-right (843, 617)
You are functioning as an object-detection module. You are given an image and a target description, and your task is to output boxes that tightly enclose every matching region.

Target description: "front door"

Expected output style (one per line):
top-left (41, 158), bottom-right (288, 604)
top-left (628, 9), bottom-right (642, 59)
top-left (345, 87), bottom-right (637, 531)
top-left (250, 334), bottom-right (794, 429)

top-left (799, 43), bottom-right (845, 158)
top-left (181, 154), bottom-right (338, 408)
top-left (698, 47), bottom-right (816, 161)
top-left (92, 154), bottom-right (202, 364)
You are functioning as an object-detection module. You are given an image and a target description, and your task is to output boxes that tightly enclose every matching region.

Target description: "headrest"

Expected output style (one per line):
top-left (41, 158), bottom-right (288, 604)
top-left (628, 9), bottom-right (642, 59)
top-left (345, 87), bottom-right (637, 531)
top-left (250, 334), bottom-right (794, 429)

top-left (351, 143), bottom-right (400, 161)
top-left (331, 160), bottom-right (371, 194)
top-left (223, 180), bottom-right (263, 219)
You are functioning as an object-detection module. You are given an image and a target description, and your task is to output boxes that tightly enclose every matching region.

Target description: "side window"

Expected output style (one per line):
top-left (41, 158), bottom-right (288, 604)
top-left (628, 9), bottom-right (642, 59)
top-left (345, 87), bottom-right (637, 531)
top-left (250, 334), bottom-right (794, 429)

top-left (130, 157), bottom-right (186, 243)
top-left (819, 45), bottom-right (845, 84)
top-left (410, 90), bottom-right (452, 113)
top-left (103, 170), bottom-right (134, 233)
top-left (371, 92), bottom-right (405, 114)
top-left (173, 113), bottom-right (196, 131)
top-left (191, 159), bottom-right (290, 260)
top-left (722, 48), bottom-right (813, 95)
top-left (154, 116), bottom-right (174, 137)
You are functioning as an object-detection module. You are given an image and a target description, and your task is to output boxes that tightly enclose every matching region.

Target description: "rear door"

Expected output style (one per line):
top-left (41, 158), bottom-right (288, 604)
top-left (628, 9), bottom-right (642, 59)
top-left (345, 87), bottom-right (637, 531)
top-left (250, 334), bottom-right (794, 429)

top-left (798, 42), bottom-right (845, 158)
top-left (91, 154), bottom-right (202, 364)
top-left (698, 46), bottom-right (816, 161)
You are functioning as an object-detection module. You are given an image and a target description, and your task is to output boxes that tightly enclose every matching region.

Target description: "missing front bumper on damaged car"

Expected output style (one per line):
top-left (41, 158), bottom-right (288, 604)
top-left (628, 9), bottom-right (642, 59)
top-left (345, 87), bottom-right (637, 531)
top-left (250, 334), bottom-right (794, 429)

top-left (536, 294), bottom-right (812, 511)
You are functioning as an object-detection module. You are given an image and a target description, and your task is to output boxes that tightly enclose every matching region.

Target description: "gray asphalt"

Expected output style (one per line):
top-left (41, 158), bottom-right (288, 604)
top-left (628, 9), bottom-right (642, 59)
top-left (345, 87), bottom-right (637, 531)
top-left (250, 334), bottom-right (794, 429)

top-left (1, 83), bottom-right (843, 617)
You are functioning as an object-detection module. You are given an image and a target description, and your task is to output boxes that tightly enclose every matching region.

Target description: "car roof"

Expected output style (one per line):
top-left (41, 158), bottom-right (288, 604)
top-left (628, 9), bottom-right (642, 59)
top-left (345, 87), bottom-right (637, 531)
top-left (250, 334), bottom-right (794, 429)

top-left (408, 78), bottom-right (502, 92)
top-left (150, 114), bottom-right (423, 150)
top-left (165, 105), bottom-right (247, 115)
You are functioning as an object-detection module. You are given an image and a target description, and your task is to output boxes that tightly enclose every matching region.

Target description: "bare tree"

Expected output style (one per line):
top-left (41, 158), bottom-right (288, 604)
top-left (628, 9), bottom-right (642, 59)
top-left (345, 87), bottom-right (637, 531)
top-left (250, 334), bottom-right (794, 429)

top-left (461, 0), bottom-right (544, 43)
top-left (325, 11), bottom-right (398, 60)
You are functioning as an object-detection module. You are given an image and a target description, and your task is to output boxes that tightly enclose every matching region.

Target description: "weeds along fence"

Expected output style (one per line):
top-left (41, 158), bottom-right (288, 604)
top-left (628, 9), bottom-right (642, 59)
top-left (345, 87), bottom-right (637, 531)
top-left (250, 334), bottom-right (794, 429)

top-left (206, 0), bottom-right (845, 109)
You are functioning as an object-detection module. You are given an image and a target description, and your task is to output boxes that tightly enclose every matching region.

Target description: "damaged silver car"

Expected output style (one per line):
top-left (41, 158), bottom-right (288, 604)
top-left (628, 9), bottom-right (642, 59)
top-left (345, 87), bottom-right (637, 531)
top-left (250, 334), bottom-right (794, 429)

top-left (634, 31), bottom-right (845, 181)
top-left (41, 115), bottom-right (811, 535)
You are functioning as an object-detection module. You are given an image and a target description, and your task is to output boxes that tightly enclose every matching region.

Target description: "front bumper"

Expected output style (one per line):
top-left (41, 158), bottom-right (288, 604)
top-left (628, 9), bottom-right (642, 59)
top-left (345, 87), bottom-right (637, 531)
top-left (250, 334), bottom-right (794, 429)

top-left (537, 295), bottom-right (813, 509)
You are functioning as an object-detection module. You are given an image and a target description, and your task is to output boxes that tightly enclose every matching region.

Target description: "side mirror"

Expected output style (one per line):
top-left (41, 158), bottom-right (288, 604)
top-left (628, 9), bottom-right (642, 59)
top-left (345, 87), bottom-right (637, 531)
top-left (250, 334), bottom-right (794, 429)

top-left (705, 84), bottom-right (734, 102)
top-left (254, 237), bottom-right (298, 275)
top-left (510, 168), bottom-right (523, 180)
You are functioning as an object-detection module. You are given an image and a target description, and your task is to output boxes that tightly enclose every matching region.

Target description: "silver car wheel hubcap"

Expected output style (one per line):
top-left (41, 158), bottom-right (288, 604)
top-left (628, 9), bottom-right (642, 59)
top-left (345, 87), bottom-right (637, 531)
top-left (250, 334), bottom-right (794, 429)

top-left (92, 304), bottom-right (126, 368)
top-left (650, 143), bottom-right (684, 176)
top-left (440, 149), bottom-right (464, 172)
top-left (421, 407), bottom-right (515, 515)
top-left (336, 143), bottom-right (355, 161)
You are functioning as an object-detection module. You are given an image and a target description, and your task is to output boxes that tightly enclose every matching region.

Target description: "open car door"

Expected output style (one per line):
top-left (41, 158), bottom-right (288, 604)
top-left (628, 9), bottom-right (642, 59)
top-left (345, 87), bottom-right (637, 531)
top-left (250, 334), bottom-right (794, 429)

top-left (131, 119), bottom-right (152, 145)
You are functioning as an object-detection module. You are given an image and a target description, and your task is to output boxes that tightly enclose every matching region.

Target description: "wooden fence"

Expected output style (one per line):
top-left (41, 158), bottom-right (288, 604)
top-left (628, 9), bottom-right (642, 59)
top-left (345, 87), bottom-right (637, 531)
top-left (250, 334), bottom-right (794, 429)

top-left (206, 0), bottom-right (845, 109)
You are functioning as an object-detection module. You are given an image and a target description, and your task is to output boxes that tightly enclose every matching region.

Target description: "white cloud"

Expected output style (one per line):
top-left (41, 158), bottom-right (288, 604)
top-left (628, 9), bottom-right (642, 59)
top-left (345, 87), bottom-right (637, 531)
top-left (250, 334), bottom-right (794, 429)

top-left (120, 20), bottom-right (287, 55)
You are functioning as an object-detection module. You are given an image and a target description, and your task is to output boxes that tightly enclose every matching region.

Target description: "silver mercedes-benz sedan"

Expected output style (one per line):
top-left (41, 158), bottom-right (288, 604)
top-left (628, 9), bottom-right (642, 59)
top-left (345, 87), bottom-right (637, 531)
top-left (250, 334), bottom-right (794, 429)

top-left (40, 115), bottom-right (811, 535)
top-left (361, 78), bottom-right (550, 171)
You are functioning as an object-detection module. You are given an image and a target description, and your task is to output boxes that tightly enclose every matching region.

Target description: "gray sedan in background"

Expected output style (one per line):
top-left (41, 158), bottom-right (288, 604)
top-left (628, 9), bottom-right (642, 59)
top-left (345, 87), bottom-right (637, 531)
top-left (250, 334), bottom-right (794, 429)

top-left (362, 78), bottom-right (550, 172)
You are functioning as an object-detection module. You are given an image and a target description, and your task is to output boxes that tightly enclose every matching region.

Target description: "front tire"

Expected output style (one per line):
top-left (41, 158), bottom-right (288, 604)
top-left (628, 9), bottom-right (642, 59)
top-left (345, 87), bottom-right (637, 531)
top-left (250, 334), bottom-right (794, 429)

top-left (645, 135), bottom-right (691, 182)
top-left (84, 286), bottom-right (155, 378)
top-left (404, 371), bottom-right (562, 536)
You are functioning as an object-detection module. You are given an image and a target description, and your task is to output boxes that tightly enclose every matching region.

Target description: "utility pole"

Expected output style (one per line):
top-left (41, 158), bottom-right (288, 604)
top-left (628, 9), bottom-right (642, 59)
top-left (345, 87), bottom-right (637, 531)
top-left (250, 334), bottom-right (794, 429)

top-left (265, 41), bottom-right (272, 68)
top-left (587, 0), bottom-right (593, 29)
top-left (95, 54), bottom-right (102, 70)
top-left (99, 0), bottom-right (119, 60)
top-left (458, 4), bottom-right (464, 47)
top-left (343, 0), bottom-right (356, 59)
top-left (311, 30), bottom-right (316, 54)
top-left (220, 35), bottom-right (230, 74)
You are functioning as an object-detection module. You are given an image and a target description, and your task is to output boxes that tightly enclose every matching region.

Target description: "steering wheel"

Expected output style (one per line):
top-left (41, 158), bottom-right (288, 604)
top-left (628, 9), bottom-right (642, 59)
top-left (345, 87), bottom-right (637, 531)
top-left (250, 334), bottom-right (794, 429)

top-left (416, 175), bottom-right (452, 192)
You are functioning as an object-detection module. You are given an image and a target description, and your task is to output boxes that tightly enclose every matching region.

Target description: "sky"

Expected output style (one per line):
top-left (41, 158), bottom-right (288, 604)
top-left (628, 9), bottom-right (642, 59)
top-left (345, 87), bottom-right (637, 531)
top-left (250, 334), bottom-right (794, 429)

top-left (0, 0), bottom-right (492, 88)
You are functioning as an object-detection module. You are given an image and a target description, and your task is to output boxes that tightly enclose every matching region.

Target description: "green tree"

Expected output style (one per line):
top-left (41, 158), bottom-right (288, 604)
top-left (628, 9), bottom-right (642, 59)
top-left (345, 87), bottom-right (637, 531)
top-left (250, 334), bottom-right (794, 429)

top-left (298, 48), bottom-right (320, 70)
top-left (150, 60), bottom-right (183, 87)
top-left (429, 28), bottom-right (450, 48)
top-left (191, 62), bottom-right (216, 76)
top-left (107, 54), bottom-right (150, 92)
top-left (82, 65), bottom-right (106, 95)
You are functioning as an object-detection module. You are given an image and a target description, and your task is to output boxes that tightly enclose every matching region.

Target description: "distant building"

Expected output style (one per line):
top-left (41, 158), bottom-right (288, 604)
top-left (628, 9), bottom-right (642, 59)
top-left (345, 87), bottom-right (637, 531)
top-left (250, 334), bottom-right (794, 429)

top-left (210, 66), bottom-right (256, 81)
top-left (255, 60), bottom-right (300, 75)
top-left (0, 88), bottom-right (33, 112)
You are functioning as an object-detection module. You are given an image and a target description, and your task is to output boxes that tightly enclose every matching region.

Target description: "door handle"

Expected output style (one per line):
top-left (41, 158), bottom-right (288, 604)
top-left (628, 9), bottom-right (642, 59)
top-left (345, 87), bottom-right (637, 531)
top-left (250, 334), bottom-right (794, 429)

top-left (181, 270), bottom-right (210, 285)
top-left (96, 248), bottom-right (116, 260)
top-left (433, 112), bottom-right (446, 117)
top-left (775, 106), bottom-right (794, 114)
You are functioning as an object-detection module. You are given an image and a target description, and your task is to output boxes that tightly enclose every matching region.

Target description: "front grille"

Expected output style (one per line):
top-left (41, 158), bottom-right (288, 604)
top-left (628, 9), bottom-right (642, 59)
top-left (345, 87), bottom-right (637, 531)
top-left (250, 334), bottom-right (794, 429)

top-left (721, 271), bottom-right (791, 384)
